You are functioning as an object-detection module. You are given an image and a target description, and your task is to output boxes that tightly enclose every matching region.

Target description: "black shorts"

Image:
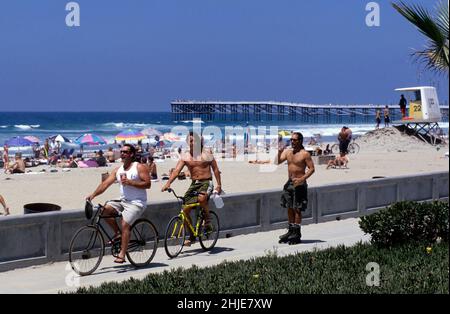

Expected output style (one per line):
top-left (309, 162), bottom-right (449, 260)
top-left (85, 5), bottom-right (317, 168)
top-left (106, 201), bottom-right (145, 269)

top-left (339, 140), bottom-right (350, 154)
top-left (280, 180), bottom-right (308, 211)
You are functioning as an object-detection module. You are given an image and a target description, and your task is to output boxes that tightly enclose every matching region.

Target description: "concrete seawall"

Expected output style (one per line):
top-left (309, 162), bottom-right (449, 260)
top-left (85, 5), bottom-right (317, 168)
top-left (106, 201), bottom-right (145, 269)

top-left (0, 171), bottom-right (448, 272)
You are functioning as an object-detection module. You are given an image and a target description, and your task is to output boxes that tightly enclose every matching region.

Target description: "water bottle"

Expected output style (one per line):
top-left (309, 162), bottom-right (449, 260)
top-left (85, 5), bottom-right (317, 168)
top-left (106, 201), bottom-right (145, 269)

top-left (212, 191), bottom-right (224, 209)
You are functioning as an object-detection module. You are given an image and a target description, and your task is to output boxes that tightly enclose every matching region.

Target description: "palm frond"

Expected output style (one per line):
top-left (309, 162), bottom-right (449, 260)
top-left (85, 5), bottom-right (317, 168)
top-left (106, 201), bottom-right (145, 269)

top-left (392, 0), bottom-right (449, 75)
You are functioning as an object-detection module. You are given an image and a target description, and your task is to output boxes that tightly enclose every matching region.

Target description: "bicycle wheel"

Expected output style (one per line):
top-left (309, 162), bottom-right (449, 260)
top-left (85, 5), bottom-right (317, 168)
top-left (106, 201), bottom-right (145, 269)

top-left (164, 216), bottom-right (185, 258)
top-left (69, 225), bottom-right (105, 276)
top-left (349, 142), bottom-right (360, 154)
top-left (331, 144), bottom-right (340, 154)
top-left (126, 218), bottom-right (159, 267)
top-left (199, 211), bottom-right (220, 251)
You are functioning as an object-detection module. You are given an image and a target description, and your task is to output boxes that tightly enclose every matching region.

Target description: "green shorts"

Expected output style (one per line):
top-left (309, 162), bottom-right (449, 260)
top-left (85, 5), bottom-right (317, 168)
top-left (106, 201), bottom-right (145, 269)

top-left (184, 179), bottom-right (214, 204)
top-left (280, 180), bottom-right (308, 212)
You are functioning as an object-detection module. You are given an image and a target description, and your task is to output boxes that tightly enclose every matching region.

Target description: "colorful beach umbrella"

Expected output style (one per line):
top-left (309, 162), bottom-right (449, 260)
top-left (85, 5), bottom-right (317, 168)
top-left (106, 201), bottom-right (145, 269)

top-left (141, 127), bottom-right (163, 138)
top-left (115, 129), bottom-right (146, 142)
top-left (48, 134), bottom-right (71, 143)
top-left (24, 136), bottom-right (41, 143)
top-left (74, 133), bottom-right (107, 146)
top-left (4, 136), bottom-right (34, 147)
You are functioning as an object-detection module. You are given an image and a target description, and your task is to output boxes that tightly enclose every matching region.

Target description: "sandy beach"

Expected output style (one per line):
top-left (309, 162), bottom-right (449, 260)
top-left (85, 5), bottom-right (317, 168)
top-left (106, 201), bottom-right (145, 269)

top-left (1, 128), bottom-right (448, 216)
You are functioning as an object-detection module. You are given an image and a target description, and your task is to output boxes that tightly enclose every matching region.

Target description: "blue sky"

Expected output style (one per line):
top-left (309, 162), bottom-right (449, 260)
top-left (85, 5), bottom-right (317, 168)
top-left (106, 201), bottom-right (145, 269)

top-left (0, 0), bottom-right (448, 111)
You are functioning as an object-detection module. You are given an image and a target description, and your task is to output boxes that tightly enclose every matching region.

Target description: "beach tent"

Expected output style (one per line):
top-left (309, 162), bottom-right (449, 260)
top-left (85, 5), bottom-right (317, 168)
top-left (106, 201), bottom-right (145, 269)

top-left (74, 133), bottom-right (107, 146)
top-left (115, 129), bottom-right (146, 143)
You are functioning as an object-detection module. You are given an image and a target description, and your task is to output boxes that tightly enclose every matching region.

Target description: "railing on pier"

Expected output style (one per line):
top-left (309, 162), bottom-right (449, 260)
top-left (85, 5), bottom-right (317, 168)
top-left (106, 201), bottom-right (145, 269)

top-left (171, 101), bottom-right (449, 123)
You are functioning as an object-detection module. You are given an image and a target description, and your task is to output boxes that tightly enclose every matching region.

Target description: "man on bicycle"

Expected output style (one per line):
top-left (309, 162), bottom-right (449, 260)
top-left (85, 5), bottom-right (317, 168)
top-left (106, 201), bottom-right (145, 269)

top-left (162, 131), bottom-right (222, 246)
top-left (87, 144), bottom-right (151, 264)
top-left (275, 132), bottom-right (315, 244)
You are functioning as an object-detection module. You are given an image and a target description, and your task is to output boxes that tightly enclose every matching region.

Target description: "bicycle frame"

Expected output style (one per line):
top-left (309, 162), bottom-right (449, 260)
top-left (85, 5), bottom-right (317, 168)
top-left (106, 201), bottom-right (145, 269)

top-left (171, 203), bottom-right (203, 238)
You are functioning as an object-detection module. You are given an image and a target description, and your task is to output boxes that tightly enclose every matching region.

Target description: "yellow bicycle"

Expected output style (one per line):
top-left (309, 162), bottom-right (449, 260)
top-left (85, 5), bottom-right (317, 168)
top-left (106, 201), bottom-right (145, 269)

top-left (164, 188), bottom-right (220, 258)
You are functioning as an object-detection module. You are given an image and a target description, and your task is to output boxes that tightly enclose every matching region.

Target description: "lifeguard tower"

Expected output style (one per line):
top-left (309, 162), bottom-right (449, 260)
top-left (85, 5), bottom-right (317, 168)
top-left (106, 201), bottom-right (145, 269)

top-left (394, 86), bottom-right (444, 144)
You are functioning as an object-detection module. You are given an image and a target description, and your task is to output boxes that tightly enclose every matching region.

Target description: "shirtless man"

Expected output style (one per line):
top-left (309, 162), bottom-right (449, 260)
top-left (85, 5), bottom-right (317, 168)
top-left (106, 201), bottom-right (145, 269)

top-left (8, 153), bottom-right (25, 174)
top-left (338, 126), bottom-right (352, 154)
top-left (275, 132), bottom-right (315, 245)
top-left (162, 131), bottom-right (222, 246)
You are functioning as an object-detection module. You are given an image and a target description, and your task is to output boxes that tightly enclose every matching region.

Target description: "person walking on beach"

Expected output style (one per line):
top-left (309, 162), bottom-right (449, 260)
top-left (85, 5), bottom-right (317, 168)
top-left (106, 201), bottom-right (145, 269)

top-left (384, 105), bottom-right (390, 127)
top-left (375, 109), bottom-right (381, 129)
top-left (161, 131), bottom-right (222, 246)
top-left (0, 194), bottom-right (10, 216)
top-left (275, 132), bottom-right (315, 245)
top-left (399, 94), bottom-right (407, 118)
top-left (87, 144), bottom-right (151, 264)
top-left (338, 126), bottom-right (352, 154)
top-left (2, 145), bottom-right (9, 173)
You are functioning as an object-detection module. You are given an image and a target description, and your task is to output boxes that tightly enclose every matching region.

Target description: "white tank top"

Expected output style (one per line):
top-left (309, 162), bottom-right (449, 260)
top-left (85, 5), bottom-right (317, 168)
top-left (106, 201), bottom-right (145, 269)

top-left (116, 162), bottom-right (147, 207)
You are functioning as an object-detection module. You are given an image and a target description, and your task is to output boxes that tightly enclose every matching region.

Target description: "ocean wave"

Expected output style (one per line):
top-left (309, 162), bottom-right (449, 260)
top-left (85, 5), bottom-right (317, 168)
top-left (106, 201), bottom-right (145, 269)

top-left (181, 120), bottom-right (204, 124)
top-left (14, 124), bottom-right (40, 130)
top-left (0, 125), bottom-right (8, 128)
top-left (101, 122), bottom-right (166, 130)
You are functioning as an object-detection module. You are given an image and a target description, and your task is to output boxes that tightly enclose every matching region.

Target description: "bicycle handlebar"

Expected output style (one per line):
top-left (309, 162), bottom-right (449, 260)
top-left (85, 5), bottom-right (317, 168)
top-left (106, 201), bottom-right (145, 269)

top-left (166, 188), bottom-right (203, 201)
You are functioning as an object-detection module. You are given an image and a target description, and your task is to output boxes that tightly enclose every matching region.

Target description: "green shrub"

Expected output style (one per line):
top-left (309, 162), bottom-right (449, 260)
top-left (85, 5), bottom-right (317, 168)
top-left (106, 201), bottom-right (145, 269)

top-left (72, 241), bottom-right (449, 294)
top-left (359, 201), bottom-right (449, 247)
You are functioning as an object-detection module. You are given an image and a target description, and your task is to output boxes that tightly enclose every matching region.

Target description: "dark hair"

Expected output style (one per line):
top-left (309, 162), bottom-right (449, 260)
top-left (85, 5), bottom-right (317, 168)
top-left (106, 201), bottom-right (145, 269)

top-left (148, 156), bottom-right (154, 162)
top-left (123, 143), bottom-right (136, 160)
top-left (187, 131), bottom-right (204, 149)
top-left (291, 132), bottom-right (304, 150)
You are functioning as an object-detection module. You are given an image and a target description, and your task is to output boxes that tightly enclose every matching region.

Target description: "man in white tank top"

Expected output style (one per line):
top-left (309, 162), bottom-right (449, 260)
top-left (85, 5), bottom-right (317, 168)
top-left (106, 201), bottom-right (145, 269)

top-left (87, 144), bottom-right (151, 264)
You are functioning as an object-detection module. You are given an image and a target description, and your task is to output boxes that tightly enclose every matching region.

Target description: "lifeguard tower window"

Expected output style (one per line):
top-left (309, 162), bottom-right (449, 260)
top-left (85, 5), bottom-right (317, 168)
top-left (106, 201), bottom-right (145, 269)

top-left (414, 90), bottom-right (421, 101)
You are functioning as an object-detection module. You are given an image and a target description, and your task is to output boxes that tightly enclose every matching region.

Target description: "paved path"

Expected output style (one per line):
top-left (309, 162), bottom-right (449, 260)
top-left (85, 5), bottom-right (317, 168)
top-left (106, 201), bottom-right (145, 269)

top-left (0, 218), bottom-right (369, 294)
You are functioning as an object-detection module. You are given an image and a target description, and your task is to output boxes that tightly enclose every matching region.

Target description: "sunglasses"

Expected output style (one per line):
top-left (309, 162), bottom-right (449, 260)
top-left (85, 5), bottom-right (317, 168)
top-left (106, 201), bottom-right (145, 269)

top-left (120, 150), bottom-right (131, 154)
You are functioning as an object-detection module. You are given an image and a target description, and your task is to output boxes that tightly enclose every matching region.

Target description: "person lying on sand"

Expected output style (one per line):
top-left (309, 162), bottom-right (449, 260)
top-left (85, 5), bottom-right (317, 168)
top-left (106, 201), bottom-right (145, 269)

top-left (248, 159), bottom-right (271, 164)
top-left (326, 153), bottom-right (349, 169)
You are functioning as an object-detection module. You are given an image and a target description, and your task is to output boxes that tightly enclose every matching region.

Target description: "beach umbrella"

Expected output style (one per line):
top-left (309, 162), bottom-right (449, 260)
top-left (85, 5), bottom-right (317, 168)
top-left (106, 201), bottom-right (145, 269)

top-left (115, 129), bottom-right (146, 142)
top-left (141, 127), bottom-right (163, 138)
top-left (4, 136), bottom-right (34, 147)
top-left (278, 130), bottom-right (291, 137)
top-left (24, 136), bottom-right (41, 144)
top-left (49, 134), bottom-right (71, 143)
top-left (74, 133), bottom-right (107, 146)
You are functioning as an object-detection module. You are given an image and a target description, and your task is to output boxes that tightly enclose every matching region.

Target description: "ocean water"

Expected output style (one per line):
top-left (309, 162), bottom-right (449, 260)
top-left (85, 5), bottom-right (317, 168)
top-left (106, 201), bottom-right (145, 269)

top-left (1, 112), bottom-right (448, 153)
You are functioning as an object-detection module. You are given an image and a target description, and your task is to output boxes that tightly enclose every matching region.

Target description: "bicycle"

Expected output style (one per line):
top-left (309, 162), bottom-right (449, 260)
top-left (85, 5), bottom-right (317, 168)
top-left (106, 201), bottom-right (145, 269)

top-left (69, 200), bottom-right (159, 276)
top-left (164, 188), bottom-right (220, 258)
top-left (331, 137), bottom-right (360, 154)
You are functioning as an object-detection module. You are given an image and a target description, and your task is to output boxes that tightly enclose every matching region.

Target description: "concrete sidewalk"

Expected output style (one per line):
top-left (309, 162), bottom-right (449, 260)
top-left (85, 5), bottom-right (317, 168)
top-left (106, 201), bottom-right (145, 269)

top-left (0, 218), bottom-right (370, 294)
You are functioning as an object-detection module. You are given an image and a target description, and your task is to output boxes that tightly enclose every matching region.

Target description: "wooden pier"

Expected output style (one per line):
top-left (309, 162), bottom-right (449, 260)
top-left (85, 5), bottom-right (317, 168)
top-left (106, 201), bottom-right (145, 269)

top-left (171, 101), bottom-right (449, 123)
